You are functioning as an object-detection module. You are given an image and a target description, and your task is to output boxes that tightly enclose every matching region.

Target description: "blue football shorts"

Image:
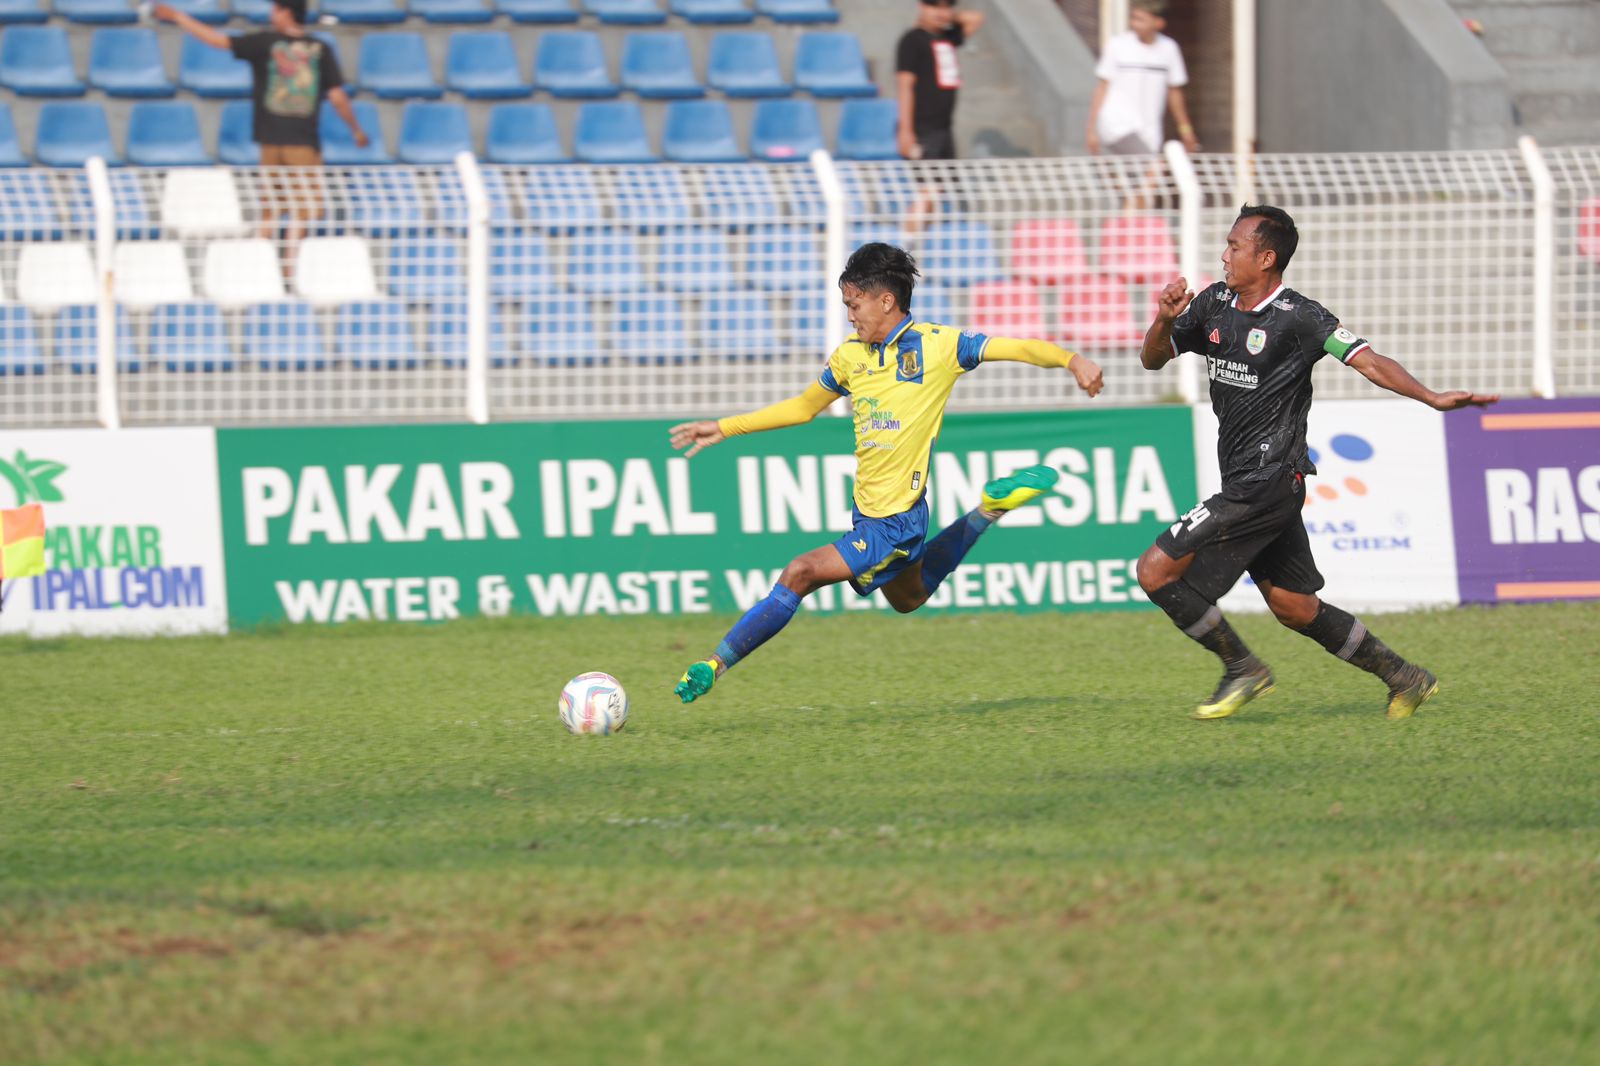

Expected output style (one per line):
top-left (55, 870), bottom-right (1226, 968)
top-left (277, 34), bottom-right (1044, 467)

top-left (831, 496), bottom-right (930, 597)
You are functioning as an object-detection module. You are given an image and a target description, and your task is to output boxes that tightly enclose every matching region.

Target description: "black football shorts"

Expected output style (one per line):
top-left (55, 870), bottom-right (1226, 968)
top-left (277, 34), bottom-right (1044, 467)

top-left (1154, 466), bottom-right (1326, 602)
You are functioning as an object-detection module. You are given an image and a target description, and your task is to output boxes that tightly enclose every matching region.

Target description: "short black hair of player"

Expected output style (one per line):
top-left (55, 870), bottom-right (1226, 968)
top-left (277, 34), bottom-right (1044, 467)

top-left (1236, 203), bottom-right (1298, 272)
top-left (839, 242), bottom-right (919, 312)
top-left (273, 0), bottom-right (308, 23)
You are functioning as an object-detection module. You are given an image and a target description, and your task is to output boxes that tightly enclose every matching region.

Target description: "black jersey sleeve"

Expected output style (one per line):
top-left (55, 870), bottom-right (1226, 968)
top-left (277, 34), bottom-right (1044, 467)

top-left (1295, 297), bottom-right (1370, 366)
top-left (1169, 282), bottom-right (1220, 354)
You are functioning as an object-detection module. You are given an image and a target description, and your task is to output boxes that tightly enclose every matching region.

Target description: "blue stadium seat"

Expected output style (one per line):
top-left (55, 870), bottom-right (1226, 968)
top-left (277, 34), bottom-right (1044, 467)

top-left (412, 0), bottom-right (492, 21)
top-left (57, 305), bottom-right (138, 373)
top-left (490, 232), bottom-right (554, 296)
top-left (702, 293), bottom-right (781, 361)
top-left (0, 0), bottom-right (47, 23)
top-left (179, 34), bottom-right (250, 97)
top-left (398, 101), bottom-right (473, 163)
top-left (338, 300), bottom-right (420, 369)
top-left (426, 301), bottom-right (512, 366)
top-left (0, 105), bottom-right (24, 166)
top-left (359, 33), bottom-right (441, 99)
top-left (36, 102), bottom-right (118, 166)
top-left (245, 301), bottom-right (326, 371)
top-left (835, 97), bottom-right (898, 160)
top-left (615, 296), bottom-right (690, 364)
top-left (127, 101), bottom-right (212, 165)
top-left (217, 99), bottom-right (258, 165)
top-left (585, 0), bottom-right (663, 23)
top-left (574, 101), bottom-right (656, 164)
top-left (534, 31), bottom-right (616, 98)
top-left (150, 302), bottom-right (236, 372)
top-left (0, 173), bottom-right (62, 237)
top-left (921, 220), bottom-right (1005, 285)
top-left (89, 27), bottom-right (175, 98)
top-left (706, 31), bottom-right (787, 97)
top-left (319, 0), bottom-right (405, 23)
top-left (434, 168), bottom-right (515, 227)
top-left (750, 98), bottom-right (822, 162)
top-left (484, 102), bottom-right (566, 163)
top-left (570, 228), bottom-right (644, 295)
top-left (609, 165), bottom-right (690, 228)
top-left (794, 31), bottom-right (873, 97)
top-left (750, 223), bottom-right (821, 290)
top-left (670, 0), bottom-right (749, 24)
top-left (1, 26), bottom-right (86, 96)
top-left (447, 32), bottom-right (530, 99)
top-left (699, 165), bottom-right (779, 225)
top-left (496, 0), bottom-right (577, 21)
top-left (0, 306), bottom-right (44, 375)
top-left (621, 31), bottom-right (701, 99)
top-left (660, 228), bottom-right (732, 292)
top-left (320, 99), bottom-right (393, 164)
top-left (662, 99), bottom-right (744, 163)
top-left (163, 0), bottom-right (229, 23)
top-left (55, 0), bottom-right (135, 23)
top-left (756, 0), bottom-right (835, 22)
top-left (342, 169), bottom-right (423, 232)
top-left (386, 235), bottom-right (463, 299)
top-left (518, 296), bottom-right (597, 366)
top-left (520, 167), bottom-right (602, 229)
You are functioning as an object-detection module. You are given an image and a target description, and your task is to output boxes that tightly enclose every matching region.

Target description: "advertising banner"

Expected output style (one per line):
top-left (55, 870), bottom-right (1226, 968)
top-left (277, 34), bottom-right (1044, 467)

top-left (1192, 399), bottom-right (1458, 613)
top-left (1444, 397), bottom-right (1600, 604)
top-left (216, 408), bottom-right (1196, 625)
top-left (0, 428), bottom-right (228, 637)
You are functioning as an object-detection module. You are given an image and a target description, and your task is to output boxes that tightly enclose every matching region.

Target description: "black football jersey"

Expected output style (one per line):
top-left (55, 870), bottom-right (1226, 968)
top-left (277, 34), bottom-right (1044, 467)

top-left (1170, 282), bottom-right (1369, 485)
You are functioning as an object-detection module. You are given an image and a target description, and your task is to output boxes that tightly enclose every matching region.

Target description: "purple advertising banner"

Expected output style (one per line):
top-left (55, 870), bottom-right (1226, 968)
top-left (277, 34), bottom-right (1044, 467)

top-left (1444, 397), bottom-right (1600, 604)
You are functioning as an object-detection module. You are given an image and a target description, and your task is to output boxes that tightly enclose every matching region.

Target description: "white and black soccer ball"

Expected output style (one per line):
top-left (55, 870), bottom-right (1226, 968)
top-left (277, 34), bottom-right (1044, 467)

top-left (558, 672), bottom-right (629, 735)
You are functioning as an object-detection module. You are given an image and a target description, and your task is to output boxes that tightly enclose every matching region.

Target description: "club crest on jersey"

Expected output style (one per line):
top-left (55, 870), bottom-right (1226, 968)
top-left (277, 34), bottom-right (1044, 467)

top-left (1208, 328), bottom-right (1220, 345)
top-left (1246, 328), bottom-right (1267, 355)
top-left (897, 346), bottom-right (921, 378)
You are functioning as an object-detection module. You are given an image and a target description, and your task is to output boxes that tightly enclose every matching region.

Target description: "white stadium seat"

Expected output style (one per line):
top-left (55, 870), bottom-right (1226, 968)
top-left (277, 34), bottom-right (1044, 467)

top-left (160, 168), bottom-right (248, 238)
top-left (295, 236), bottom-right (381, 306)
top-left (16, 243), bottom-right (98, 311)
top-left (112, 241), bottom-right (194, 309)
top-left (203, 239), bottom-right (286, 308)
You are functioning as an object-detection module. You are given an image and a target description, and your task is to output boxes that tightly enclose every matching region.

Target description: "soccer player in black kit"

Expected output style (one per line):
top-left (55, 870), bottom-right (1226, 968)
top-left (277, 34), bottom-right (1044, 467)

top-left (1136, 205), bottom-right (1498, 720)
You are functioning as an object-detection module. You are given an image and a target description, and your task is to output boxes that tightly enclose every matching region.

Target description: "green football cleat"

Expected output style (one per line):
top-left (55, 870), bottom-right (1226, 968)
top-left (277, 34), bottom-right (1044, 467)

top-left (1385, 665), bottom-right (1439, 720)
top-left (1193, 665), bottom-right (1275, 720)
top-left (981, 464), bottom-right (1060, 514)
top-left (675, 660), bottom-right (717, 705)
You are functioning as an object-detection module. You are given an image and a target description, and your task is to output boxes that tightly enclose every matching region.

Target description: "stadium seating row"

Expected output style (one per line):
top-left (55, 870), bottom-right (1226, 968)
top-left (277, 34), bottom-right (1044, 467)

top-left (0, 0), bottom-right (836, 26)
top-left (0, 95), bottom-right (898, 165)
top-left (0, 26), bottom-right (872, 100)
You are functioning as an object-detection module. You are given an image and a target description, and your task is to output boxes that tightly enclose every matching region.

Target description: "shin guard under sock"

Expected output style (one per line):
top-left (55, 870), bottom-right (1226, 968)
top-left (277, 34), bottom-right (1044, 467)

top-left (1147, 580), bottom-right (1261, 672)
top-left (714, 583), bottom-right (803, 669)
top-left (919, 510), bottom-right (994, 596)
top-left (1296, 601), bottom-right (1407, 684)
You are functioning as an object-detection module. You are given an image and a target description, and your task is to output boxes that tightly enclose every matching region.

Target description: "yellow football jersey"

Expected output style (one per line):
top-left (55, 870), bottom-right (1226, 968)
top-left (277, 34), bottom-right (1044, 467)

top-left (819, 315), bottom-right (989, 518)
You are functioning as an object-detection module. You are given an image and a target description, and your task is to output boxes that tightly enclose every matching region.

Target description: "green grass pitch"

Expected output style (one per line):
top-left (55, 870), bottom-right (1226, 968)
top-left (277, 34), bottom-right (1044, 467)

top-left (3, 602), bottom-right (1597, 1064)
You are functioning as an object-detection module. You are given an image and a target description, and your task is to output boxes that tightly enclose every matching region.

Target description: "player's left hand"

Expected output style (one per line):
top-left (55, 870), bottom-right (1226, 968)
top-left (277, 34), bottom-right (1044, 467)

top-left (1429, 391), bottom-right (1499, 411)
top-left (1070, 354), bottom-right (1104, 398)
top-left (669, 419), bottom-right (725, 458)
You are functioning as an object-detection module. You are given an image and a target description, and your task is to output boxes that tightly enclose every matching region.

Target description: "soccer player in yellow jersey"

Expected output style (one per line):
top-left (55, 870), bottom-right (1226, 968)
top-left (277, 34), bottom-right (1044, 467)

top-left (669, 242), bottom-right (1105, 704)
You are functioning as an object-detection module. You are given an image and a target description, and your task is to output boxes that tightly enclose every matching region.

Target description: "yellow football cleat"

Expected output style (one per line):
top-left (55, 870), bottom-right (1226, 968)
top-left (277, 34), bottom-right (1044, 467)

top-left (981, 464), bottom-right (1060, 514)
top-left (1193, 666), bottom-right (1275, 720)
top-left (1385, 666), bottom-right (1439, 720)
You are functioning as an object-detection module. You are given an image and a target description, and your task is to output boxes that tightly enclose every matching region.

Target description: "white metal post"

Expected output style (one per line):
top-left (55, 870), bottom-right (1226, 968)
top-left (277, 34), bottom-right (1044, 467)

top-left (456, 151), bottom-right (491, 424)
top-left (1164, 140), bottom-right (1202, 404)
top-left (1101, 0), bottom-right (1129, 52)
top-left (85, 157), bottom-right (120, 430)
top-left (1233, 0), bottom-right (1257, 203)
top-left (809, 148), bottom-right (849, 357)
top-left (1518, 135), bottom-right (1556, 398)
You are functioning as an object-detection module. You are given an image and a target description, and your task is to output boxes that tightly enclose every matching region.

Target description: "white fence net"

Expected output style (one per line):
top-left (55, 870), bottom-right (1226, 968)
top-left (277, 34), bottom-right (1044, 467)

top-left (0, 143), bottom-right (1593, 429)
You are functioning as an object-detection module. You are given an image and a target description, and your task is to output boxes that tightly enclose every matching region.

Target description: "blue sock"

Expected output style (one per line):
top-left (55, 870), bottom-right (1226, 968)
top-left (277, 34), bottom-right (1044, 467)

top-left (919, 510), bottom-right (994, 596)
top-left (714, 582), bottom-right (803, 669)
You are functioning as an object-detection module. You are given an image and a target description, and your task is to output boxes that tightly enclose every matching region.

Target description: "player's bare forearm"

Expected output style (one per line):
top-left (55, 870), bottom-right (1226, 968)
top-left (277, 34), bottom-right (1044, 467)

top-left (1347, 349), bottom-right (1499, 411)
top-left (982, 337), bottom-right (1103, 397)
top-left (1144, 278), bottom-right (1194, 370)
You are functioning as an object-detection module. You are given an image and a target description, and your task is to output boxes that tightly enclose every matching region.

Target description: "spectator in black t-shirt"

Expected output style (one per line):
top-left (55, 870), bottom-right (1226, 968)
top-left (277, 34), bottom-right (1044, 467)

top-left (155, 0), bottom-right (367, 269)
top-left (895, 0), bottom-right (984, 161)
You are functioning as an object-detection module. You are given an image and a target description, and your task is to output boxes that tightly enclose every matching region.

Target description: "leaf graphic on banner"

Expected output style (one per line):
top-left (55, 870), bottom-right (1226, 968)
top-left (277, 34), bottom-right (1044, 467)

top-left (0, 451), bottom-right (69, 505)
top-left (0, 455), bottom-right (29, 506)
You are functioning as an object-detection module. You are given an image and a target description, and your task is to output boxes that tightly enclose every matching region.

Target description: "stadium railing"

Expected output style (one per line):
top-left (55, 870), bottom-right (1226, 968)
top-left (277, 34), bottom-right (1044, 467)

top-left (0, 138), bottom-right (1593, 429)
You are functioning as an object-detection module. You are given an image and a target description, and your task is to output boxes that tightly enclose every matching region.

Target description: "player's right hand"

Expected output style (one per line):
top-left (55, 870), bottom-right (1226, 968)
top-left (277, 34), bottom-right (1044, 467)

top-left (669, 420), bottom-right (724, 458)
top-left (1071, 355), bottom-right (1104, 398)
top-left (1156, 278), bottom-right (1194, 322)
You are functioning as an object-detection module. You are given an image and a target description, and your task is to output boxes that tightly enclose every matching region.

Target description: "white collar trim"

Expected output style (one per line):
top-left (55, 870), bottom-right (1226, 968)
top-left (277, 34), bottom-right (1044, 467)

top-left (1232, 283), bottom-right (1286, 312)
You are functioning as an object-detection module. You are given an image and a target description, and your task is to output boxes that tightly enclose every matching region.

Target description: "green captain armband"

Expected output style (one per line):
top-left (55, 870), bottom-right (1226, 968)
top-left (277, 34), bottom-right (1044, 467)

top-left (1323, 326), bottom-right (1369, 364)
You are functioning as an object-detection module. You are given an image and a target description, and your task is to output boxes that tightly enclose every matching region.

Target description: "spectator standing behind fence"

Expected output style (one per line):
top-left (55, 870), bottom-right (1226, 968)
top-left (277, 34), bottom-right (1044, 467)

top-left (153, 0), bottom-right (367, 272)
top-left (1086, 0), bottom-right (1198, 156)
top-left (895, 0), bottom-right (984, 161)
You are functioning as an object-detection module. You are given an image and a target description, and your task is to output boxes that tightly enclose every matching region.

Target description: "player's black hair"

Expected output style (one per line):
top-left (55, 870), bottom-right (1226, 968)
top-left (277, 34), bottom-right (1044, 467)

top-left (273, 0), bottom-right (307, 23)
top-left (1236, 203), bottom-right (1298, 272)
top-left (838, 242), bottom-right (919, 312)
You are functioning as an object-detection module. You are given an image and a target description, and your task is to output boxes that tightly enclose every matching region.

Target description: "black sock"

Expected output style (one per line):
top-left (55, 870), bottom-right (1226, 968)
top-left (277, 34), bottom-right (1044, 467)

top-left (1147, 580), bottom-right (1262, 673)
top-left (1296, 601), bottom-right (1408, 685)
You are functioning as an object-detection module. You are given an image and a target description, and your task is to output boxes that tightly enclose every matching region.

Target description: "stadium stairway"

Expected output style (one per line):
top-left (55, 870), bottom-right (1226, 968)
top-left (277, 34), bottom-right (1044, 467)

top-left (1447, 0), bottom-right (1600, 146)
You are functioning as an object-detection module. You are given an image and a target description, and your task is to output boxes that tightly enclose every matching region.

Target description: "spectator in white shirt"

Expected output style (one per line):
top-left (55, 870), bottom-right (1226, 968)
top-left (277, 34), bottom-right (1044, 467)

top-left (1086, 0), bottom-right (1199, 156)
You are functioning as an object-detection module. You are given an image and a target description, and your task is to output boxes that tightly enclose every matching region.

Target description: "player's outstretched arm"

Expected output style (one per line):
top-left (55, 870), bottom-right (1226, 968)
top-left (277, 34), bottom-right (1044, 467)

top-left (1141, 278), bottom-right (1194, 370)
top-left (982, 337), bottom-right (1104, 398)
top-left (1347, 349), bottom-right (1499, 411)
top-left (668, 382), bottom-right (840, 458)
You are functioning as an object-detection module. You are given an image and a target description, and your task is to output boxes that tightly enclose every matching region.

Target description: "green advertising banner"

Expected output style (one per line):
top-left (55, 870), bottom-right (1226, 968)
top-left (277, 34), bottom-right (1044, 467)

top-left (216, 407), bottom-right (1196, 626)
